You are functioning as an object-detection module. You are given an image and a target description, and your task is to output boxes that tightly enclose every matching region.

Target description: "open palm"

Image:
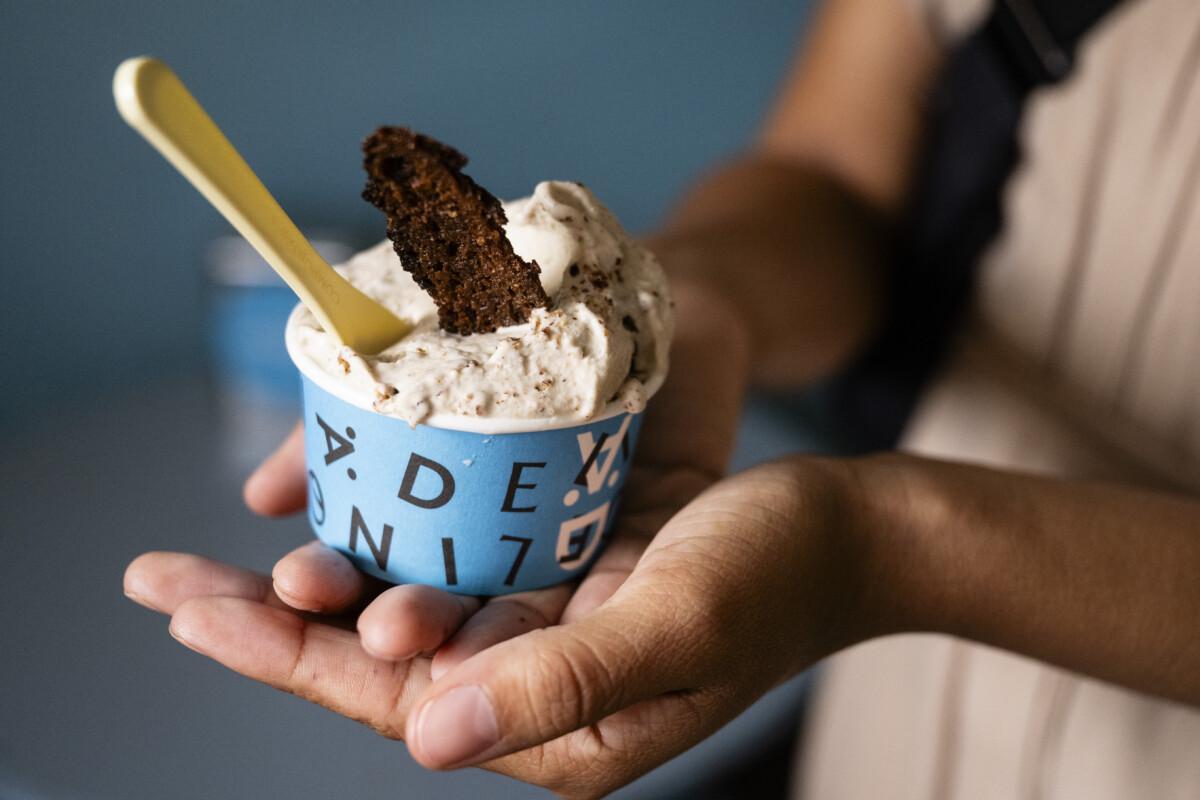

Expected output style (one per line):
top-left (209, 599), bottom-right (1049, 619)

top-left (124, 286), bottom-right (752, 795)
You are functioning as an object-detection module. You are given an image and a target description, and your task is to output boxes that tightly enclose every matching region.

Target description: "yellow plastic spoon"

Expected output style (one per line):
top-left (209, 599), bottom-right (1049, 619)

top-left (113, 56), bottom-right (412, 354)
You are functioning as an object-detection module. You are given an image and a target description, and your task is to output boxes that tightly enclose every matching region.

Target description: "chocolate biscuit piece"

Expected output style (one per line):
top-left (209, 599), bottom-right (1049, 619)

top-left (362, 127), bottom-right (549, 334)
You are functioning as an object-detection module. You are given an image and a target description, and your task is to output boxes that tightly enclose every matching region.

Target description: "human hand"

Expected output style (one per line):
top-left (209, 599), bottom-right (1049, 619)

top-left (125, 284), bottom-right (776, 795)
top-left (385, 454), bottom-right (872, 796)
top-left (127, 456), bottom-right (871, 799)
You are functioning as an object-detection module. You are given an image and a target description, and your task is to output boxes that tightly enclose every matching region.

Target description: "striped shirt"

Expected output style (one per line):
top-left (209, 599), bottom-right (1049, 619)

top-left (800, 1), bottom-right (1200, 797)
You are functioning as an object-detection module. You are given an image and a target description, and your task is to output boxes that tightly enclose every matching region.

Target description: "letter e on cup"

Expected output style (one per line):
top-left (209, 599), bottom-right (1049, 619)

top-left (502, 462), bottom-right (545, 512)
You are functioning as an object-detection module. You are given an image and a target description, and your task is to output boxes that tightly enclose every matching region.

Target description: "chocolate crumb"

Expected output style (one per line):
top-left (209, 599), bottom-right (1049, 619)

top-left (622, 315), bottom-right (639, 333)
top-left (361, 126), bottom-right (549, 334)
top-left (568, 264), bottom-right (580, 277)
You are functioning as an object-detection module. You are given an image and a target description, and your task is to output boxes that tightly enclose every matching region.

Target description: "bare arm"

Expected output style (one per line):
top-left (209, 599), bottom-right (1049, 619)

top-left (650, 0), bottom-right (1200, 714)
top-left (851, 454), bottom-right (1200, 704)
top-left (652, 0), bottom-right (940, 385)
top-left (678, 0), bottom-right (1200, 700)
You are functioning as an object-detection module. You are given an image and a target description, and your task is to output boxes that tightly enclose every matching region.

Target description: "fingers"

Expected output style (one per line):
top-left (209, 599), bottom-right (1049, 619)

top-left (426, 513), bottom-right (661, 678)
top-left (491, 688), bottom-right (731, 798)
top-left (425, 520), bottom-right (657, 680)
top-left (165, 594), bottom-right (726, 799)
top-left (272, 541), bottom-right (375, 614)
top-left (632, 283), bottom-right (749, 478)
top-left (164, 589), bottom-right (733, 799)
top-left (357, 585), bottom-right (482, 661)
top-left (406, 601), bottom-right (694, 770)
top-left (560, 523), bottom-right (653, 624)
top-left (244, 423), bottom-right (307, 516)
top-left (169, 596), bottom-right (424, 739)
top-left (429, 584), bottom-right (573, 680)
top-left (124, 551), bottom-right (276, 614)
top-left (619, 463), bottom-right (715, 517)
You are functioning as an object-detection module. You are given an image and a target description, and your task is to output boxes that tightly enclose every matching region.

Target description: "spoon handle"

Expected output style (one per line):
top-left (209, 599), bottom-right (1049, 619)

top-left (114, 57), bottom-right (411, 354)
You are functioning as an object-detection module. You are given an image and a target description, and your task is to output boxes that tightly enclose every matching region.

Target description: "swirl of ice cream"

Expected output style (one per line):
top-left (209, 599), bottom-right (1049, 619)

top-left (286, 181), bottom-right (674, 431)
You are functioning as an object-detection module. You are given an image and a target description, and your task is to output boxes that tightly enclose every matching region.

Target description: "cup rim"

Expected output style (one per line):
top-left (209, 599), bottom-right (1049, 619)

top-left (285, 303), bottom-right (667, 434)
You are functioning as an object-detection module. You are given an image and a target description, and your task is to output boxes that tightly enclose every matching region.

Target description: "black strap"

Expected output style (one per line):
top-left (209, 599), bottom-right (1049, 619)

top-left (832, 0), bottom-right (1128, 452)
top-left (990, 0), bottom-right (1122, 86)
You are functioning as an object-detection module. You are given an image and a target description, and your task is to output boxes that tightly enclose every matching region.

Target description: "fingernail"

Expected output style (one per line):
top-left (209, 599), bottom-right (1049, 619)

top-left (272, 581), bottom-right (324, 613)
top-left (415, 685), bottom-right (499, 767)
top-left (359, 635), bottom-right (418, 662)
top-left (168, 622), bottom-right (205, 655)
top-left (123, 588), bottom-right (160, 612)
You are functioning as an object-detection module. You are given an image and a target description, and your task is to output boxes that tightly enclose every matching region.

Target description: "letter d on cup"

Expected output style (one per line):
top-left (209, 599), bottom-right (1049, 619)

top-left (398, 453), bottom-right (456, 509)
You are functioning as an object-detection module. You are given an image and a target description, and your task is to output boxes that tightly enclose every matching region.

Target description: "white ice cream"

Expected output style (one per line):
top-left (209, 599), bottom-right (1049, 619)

top-left (286, 181), bottom-right (673, 431)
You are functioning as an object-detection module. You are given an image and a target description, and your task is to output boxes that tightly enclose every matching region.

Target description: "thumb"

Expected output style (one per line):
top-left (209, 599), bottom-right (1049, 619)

top-left (405, 602), bottom-right (695, 770)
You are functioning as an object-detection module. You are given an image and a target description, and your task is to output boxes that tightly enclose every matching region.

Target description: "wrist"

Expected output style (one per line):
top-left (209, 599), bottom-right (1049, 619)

top-left (750, 455), bottom-right (907, 667)
top-left (646, 159), bottom-right (890, 387)
top-left (841, 453), bottom-right (960, 640)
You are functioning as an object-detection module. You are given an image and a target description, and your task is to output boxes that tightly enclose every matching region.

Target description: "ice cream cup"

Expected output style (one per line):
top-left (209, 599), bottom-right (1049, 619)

top-left (285, 306), bottom-right (665, 596)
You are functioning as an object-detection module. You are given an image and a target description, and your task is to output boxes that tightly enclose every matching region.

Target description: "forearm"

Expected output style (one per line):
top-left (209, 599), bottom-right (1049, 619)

top-left (649, 155), bottom-right (890, 386)
top-left (850, 454), bottom-right (1200, 704)
top-left (643, 0), bottom-right (937, 387)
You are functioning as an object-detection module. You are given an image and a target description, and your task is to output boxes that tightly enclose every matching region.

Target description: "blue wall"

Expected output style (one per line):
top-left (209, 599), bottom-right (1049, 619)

top-left (0, 1), bottom-right (810, 426)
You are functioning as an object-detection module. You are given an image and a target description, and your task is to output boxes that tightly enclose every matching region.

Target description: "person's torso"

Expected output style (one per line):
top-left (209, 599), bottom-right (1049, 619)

top-left (801, 0), bottom-right (1200, 797)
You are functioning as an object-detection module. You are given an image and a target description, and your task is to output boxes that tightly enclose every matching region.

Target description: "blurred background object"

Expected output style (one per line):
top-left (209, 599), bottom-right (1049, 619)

top-left (205, 233), bottom-right (351, 470)
top-left (0, 1), bottom-right (819, 798)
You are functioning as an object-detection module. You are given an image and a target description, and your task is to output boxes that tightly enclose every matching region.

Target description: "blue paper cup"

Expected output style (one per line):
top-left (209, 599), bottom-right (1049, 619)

top-left (286, 310), bottom-right (663, 596)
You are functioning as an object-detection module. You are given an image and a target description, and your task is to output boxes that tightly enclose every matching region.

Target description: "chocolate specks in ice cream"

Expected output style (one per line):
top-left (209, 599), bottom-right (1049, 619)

top-left (286, 127), bottom-right (673, 430)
